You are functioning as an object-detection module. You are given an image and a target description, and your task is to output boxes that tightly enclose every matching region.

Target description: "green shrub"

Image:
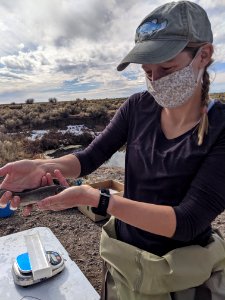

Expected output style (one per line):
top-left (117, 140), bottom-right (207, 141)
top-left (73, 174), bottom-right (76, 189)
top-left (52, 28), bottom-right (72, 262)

top-left (26, 98), bottom-right (35, 104)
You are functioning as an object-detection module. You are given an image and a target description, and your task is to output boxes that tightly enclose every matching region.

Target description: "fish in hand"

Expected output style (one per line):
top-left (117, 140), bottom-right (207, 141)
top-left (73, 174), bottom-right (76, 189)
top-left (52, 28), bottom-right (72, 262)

top-left (0, 185), bottom-right (67, 207)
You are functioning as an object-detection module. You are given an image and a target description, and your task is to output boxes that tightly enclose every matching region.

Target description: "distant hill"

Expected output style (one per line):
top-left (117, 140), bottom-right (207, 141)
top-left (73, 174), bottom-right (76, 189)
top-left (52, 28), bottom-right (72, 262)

top-left (210, 93), bottom-right (225, 102)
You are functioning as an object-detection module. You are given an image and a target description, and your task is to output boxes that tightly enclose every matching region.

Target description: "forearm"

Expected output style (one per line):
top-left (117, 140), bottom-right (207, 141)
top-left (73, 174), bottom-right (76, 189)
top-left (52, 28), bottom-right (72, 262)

top-left (109, 195), bottom-right (176, 237)
top-left (35, 154), bottom-right (81, 179)
top-left (88, 188), bottom-right (176, 238)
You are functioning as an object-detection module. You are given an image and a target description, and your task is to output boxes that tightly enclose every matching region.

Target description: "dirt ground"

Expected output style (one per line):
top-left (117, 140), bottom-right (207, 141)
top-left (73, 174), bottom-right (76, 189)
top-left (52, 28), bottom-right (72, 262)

top-left (0, 166), bottom-right (125, 294)
top-left (0, 166), bottom-right (225, 295)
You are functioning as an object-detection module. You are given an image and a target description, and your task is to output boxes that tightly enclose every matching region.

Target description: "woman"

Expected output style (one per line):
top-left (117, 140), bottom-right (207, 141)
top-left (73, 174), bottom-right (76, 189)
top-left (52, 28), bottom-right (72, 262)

top-left (1, 1), bottom-right (225, 299)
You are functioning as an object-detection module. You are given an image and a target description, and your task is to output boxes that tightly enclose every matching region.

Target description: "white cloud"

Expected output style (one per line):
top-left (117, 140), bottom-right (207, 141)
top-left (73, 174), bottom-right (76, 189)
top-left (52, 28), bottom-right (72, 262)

top-left (18, 43), bottom-right (25, 50)
top-left (212, 71), bottom-right (225, 84)
top-left (0, 0), bottom-right (224, 103)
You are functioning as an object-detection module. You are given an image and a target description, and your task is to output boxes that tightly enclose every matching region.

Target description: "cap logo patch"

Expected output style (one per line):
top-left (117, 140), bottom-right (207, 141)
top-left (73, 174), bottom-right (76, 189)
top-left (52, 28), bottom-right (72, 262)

top-left (136, 19), bottom-right (168, 42)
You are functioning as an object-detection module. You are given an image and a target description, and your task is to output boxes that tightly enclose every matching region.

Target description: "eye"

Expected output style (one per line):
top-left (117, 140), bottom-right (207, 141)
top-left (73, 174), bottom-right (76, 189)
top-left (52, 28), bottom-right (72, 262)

top-left (162, 66), bottom-right (173, 71)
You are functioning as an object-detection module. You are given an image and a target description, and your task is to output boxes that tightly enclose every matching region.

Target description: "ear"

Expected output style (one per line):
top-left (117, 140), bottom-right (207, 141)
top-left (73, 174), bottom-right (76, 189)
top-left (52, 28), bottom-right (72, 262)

top-left (199, 43), bottom-right (213, 68)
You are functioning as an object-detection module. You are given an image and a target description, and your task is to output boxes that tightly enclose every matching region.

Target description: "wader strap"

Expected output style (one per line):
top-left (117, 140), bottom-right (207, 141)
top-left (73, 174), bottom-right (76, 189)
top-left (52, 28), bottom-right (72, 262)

top-left (100, 261), bottom-right (108, 300)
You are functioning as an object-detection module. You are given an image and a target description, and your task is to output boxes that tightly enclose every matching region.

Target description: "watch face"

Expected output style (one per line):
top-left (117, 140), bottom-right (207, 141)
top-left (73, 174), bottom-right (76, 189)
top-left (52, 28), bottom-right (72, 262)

top-left (91, 188), bottom-right (110, 216)
top-left (100, 189), bottom-right (110, 197)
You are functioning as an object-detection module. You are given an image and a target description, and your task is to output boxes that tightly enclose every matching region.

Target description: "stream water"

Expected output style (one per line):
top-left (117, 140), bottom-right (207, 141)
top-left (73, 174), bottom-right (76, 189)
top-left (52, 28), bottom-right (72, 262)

top-left (45, 147), bottom-right (126, 169)
top-left (104, 149), bottom-right (125, 168)
top-left (32, 124), bottom-right (126, 169)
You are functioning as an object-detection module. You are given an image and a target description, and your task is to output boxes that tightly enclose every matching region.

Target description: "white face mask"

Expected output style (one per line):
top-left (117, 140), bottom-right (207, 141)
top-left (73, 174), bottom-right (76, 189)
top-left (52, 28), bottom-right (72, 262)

top-left (146, 50), bottom-right (204, 108)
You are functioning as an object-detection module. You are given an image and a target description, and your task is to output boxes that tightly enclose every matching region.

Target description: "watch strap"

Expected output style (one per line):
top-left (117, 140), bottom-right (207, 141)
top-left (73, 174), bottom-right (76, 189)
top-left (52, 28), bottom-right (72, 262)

top-left (91, 189), bottom-right (110, 216)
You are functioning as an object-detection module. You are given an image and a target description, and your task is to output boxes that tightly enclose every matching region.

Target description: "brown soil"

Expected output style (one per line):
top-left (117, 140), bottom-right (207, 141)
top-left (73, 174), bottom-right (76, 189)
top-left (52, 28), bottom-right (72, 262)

top-left (0, 166), bottom-right (224, 295)
top-left (0, 166), bottom-right (125, 294)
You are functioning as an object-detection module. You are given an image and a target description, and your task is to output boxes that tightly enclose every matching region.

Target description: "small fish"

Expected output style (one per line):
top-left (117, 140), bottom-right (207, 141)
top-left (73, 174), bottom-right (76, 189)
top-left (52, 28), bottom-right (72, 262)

top-left (0, 185), bottom-right (67, 207)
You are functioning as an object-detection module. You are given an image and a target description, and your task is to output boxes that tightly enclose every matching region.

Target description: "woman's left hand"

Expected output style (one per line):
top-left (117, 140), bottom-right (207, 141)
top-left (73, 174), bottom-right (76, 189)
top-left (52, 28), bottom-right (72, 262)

top-left (36, 169), bottom-right (99, 211)
top-left (37, 185), bottom-right (88, 211)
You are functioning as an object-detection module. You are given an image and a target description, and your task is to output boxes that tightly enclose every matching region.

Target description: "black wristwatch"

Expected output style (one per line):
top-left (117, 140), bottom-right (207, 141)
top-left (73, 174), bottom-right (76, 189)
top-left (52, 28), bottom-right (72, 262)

top-left (91, 189), bottom-right (110, 216)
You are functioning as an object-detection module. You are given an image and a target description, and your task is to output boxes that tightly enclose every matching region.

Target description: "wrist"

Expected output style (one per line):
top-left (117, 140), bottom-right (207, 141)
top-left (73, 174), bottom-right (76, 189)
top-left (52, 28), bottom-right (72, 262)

top-left (91, 188), bottom-right (110, 216)
top-left (34, 160), bottom-right (55, 176)
top-left (35, 158), bottom-right (66, 177)
top-left (82, 185), bottom-right (100, 207)
top-left (37, 155), bottom-right (80, 178)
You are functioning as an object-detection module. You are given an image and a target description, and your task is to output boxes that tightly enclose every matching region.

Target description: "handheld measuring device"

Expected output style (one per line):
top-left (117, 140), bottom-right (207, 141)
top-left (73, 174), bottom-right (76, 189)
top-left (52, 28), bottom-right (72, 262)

top-left (12, 250), bottom-right (65, 286)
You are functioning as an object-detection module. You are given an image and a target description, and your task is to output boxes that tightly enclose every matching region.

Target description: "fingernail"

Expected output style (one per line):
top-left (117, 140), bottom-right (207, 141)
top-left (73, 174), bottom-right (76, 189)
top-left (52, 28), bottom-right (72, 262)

top-left (9, 205), bottom-right (18, 211)
top-left (5, 191), bottom-right (12, 197)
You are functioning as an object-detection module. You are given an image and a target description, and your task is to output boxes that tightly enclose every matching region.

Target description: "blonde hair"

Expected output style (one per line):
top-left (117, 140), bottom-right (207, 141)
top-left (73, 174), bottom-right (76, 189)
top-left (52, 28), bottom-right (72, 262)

top-left (197, 68), bottom-right (211, 145)
top-left (184, 44), bottom-right (213, 146)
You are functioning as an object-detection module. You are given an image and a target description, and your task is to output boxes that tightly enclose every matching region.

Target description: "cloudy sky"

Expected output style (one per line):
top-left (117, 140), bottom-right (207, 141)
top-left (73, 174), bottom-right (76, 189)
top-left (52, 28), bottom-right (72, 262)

top-left (0, 0), bottom-right (224, 104)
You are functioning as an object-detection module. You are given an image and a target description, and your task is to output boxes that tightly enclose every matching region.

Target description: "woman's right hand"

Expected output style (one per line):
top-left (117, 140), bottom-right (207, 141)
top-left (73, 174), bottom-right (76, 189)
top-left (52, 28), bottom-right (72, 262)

top-left (0, 154), bottom-right (80, 193)
top-left (0, 159), bottom-right (46, 210)
top-left (0, 159), bottom-right (46, 192)
top-left (0, 154), bottom-right (81, 212)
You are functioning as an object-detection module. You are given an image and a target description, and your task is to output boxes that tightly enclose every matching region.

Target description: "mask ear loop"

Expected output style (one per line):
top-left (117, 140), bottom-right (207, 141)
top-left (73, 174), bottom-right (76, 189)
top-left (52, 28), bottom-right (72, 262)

top-left (145, 74), bottom-right (155, 92)
top-left (190, 47), bottom-right (204, 83)
top-left (191, 46), bottom-right (203, 64)
top-left (196, 68), bottom-right (204, 84)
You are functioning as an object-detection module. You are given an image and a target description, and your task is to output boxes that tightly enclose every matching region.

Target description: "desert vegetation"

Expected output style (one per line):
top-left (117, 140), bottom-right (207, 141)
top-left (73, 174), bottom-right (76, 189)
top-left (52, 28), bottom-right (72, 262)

top-left (0, 98), bottom-right (125, 132)
top-left (0, 132), bottom-right (34, 165)
top-left (0, 98), bottom-right (126, 165)
top-left (210, 93), bottom-right (225, 103)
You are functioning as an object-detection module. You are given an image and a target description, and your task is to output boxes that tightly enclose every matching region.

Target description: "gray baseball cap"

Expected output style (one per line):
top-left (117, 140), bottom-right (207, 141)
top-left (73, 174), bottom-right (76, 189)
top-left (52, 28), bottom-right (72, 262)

top-left (117, 1), bottom-right (213, 71)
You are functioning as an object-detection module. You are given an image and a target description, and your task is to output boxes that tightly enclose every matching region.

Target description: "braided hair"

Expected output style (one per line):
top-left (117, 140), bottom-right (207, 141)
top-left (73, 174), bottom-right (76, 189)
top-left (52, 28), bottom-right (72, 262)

top-left (184, 44), bottom-right (214, 145)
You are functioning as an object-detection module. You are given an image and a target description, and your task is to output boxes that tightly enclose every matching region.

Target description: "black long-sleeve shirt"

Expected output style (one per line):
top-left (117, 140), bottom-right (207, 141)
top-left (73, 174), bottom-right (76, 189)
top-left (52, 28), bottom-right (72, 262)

top-left (76, 91), bottom-right (225, 256)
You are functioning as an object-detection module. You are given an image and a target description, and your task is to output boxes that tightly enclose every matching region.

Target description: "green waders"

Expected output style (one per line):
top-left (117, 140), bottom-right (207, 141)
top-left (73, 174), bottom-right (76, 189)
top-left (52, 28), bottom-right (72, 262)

top-left (100, 217), bottom-right (225, 300)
